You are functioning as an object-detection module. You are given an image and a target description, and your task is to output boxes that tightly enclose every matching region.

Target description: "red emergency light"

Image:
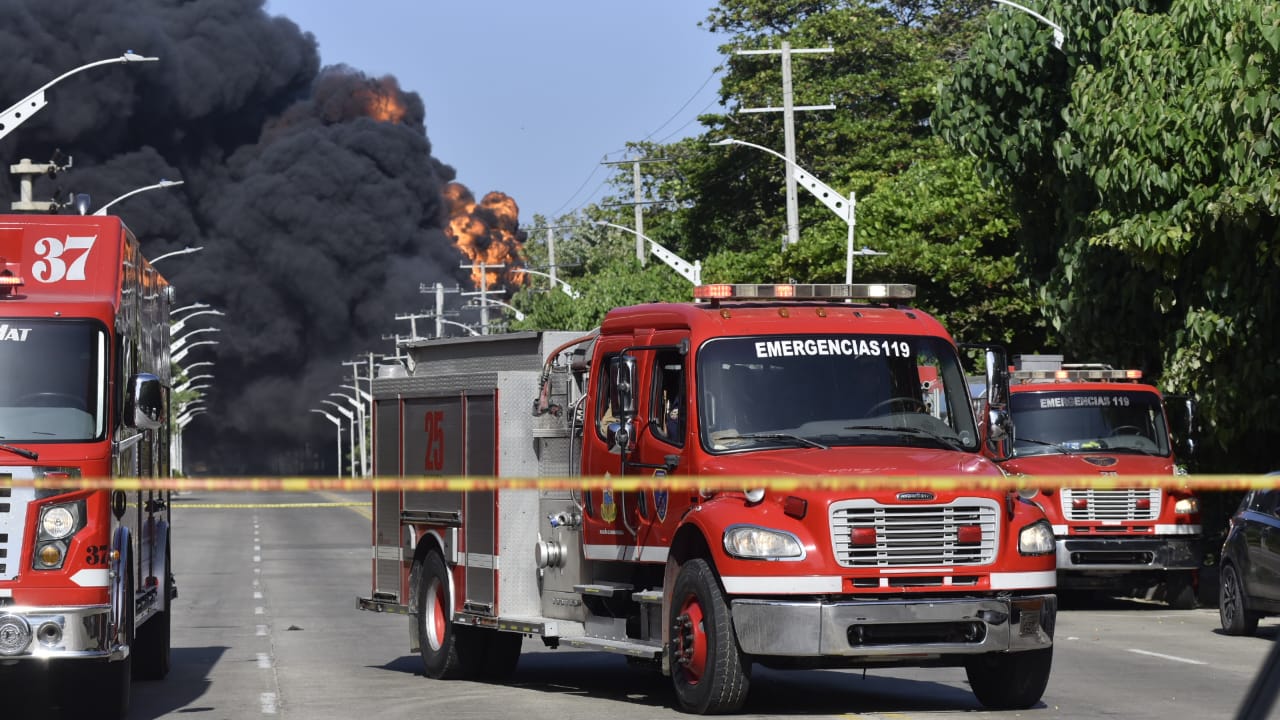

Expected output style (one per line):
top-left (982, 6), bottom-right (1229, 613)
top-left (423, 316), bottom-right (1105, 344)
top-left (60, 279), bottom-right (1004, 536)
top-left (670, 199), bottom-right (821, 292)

top-left (956, 525), bottom-right (984, 545)
top-left (1071, 498), bottom-right (1089, 511)
top-left (1135, 498), bottom-right (1151, 510)
top-left (850, 527), bottom-right (877, 547)
top-left (0, 260), bottom-right (25, 297)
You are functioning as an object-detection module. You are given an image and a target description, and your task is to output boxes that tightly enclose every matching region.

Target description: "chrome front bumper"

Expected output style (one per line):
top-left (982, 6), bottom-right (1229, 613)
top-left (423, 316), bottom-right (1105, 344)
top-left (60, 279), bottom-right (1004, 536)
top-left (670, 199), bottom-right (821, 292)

top-left (0, 604), bottom-right (121, 661)
top-left (731, 594), bottom-right (1055, 658)
top-left (1056, 536), bottom-right (1202, 572)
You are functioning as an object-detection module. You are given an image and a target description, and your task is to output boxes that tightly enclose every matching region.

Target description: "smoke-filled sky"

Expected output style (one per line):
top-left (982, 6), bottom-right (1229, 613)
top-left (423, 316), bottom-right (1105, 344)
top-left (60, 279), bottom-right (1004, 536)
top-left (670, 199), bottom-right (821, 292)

top-left (264, 0), bottom-right (724, 220)
top-left (0, 0), bottom-right (534, 474)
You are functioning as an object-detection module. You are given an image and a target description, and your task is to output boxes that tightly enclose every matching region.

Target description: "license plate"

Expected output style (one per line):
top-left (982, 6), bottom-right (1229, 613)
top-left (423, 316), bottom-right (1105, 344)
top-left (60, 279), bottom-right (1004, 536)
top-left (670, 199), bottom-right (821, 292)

top-left (1018, 608), bottom-right (1041, 636)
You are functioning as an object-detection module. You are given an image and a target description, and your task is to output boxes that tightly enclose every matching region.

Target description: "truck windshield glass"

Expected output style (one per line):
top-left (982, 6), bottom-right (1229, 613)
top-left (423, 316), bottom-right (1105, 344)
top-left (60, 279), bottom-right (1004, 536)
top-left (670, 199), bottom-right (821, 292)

top-left (1010, 390), bottom-right (1170, 457)
top-left (0, 319), bottom-right (106, 442)
top-left (697, 335), bottom-right (979, 453)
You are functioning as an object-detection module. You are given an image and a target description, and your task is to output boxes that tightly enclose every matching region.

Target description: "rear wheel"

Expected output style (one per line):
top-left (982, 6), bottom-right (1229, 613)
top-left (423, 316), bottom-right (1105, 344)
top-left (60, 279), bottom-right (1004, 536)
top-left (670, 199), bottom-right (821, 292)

top-left (965, 647), bottom-right (1052, 710)
top-left (668, 557), bottom-right (749, 714)
top-left (478, 629), bottom-right (522, 680)
top-left (416, 551), bottom-right (481, 679)
top-left (1220, 563), bottom-right (1261, 635)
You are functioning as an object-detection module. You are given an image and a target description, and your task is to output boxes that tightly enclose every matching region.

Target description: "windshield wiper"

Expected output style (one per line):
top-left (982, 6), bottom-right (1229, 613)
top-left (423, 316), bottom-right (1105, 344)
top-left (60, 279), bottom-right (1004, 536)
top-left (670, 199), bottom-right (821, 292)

top-left (0, 442), bottom-right (38, 460)
top-left (1015, 437), bottom-right (1076, 456)
top-left (845, 424), bottom-right (966, 451)
top-left (714, 433), bottom-right (829, 450)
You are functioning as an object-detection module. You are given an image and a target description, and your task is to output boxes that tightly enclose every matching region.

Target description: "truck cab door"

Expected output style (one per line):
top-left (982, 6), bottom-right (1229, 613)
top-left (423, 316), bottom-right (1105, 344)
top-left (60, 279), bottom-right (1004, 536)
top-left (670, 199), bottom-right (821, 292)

top-left (630, 332), bottom-right (696, 555)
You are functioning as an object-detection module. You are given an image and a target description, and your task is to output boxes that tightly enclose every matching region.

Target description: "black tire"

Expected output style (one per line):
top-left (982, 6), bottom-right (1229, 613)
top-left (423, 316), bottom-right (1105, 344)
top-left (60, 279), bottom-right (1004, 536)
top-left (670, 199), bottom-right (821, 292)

top-left (668, 557), bottom-right (749, 714)
top-left (134, 538), bottom-right (172, 680)
top-left (1165, 571), bottom-right (1199, 610)
top-left (1220, 563), bottom-right (1261, 636)
top-left (965, 647), bottom-right (1052, 710)
top-left (416, 551), bottom-right (481, 679)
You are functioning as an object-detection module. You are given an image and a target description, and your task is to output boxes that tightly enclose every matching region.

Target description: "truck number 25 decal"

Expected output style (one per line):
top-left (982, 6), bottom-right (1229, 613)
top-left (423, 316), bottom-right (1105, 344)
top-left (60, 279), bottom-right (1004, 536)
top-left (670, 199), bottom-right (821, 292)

top-left (424, 411), bottom-right (445, 471)
top-left (32, 235), bottom-right (97, 283)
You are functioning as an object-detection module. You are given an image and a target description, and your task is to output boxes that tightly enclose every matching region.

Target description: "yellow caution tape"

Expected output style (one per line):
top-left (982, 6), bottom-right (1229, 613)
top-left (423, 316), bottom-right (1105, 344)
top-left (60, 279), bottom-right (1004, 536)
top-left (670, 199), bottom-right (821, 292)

top-left (1, 474), bottom-right (1277, 492)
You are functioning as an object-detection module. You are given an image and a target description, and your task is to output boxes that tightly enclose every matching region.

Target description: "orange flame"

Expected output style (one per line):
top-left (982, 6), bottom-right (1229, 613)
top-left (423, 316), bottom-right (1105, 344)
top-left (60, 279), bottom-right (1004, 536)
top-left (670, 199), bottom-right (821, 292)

top-left (360, 78), bottom-right (407, 123)
top-left (443, 182), bottom-right (528, 290)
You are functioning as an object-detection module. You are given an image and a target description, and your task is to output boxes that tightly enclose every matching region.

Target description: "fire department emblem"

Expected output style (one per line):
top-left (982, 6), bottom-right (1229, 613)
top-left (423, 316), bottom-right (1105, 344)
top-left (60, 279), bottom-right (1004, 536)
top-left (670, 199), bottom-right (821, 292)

top-left (600, 489), bottom-right (617, 523)
top-left (652, 473), bottom-right (669, 523)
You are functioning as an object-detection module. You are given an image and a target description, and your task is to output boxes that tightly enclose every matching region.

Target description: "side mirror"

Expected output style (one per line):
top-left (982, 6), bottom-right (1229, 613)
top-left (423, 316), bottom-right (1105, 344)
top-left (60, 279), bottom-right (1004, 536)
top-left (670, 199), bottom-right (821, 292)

top-left (605, 418), bottom-right (635, 456)
top-left (610, 355), bottom-right (638, 419)
top-left (1165, 394), bottom-right (1197, 458)
top-left (983, 347), bottom-right (1013, 461)
top-left (124, 373), bottom-right (165, 430)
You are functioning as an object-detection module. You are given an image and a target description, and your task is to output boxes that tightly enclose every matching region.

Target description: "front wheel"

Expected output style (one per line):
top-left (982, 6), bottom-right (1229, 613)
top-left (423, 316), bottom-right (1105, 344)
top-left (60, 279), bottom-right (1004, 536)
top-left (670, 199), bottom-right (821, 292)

top-left (1220, 563), bottom-right (1261, 635)
top-left (668, 557), bottom-right (749, 714)
top-left (965, 647), bottom-right (1052, 710)
top-left (416, 551), bottom-right (481, 679)
top-left (1165, 571), bottom-right (1199, 610)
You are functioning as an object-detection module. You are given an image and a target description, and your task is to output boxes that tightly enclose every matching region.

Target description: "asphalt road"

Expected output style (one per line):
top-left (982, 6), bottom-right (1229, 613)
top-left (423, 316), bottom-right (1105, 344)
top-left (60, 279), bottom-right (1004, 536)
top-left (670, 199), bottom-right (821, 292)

top-left (8, 490), bottom-right (1276, 720)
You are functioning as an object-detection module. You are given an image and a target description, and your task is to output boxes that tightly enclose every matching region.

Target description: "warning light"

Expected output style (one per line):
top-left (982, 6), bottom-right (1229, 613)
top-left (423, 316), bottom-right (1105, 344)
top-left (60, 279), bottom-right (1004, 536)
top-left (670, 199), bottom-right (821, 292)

top-left (850, 527), bottom-right (877, 547)
top-left (956, 525), bottom-right (984, 545)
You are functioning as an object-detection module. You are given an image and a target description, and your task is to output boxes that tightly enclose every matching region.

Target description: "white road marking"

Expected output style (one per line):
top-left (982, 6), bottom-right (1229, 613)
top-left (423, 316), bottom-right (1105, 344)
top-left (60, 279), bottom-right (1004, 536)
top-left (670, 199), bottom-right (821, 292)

top-left (1127, 648), bottom-right (1207, 665)
top-left (257, 652), bottom-right (272, 669)
top-left (260, 692), bottom-right (277, 714)
top-left (256, 624), bottom-right (268, 637)
top-left (254, 591), bottom-right (263, 600)
top-left (255, 606), bottom-right (265, 615)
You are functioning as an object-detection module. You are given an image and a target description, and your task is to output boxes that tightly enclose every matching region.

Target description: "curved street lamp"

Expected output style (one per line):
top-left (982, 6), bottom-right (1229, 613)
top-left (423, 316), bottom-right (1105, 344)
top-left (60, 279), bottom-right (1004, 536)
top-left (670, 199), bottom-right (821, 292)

top-left (172, 339), bottom-right (218, 364)
top-left (594, 221), bottom-right (701, 286)
top-left (332, 391), bottom-right (368, 477)
top-left (173, 374), bottom-right (214, 394)
top-left (712, 138), bottom-right (873, 285)
top-left (992, 0), bottom-right (1064, 49)
top-left (321, 400), bottom-right (357, 478)
top-left (311, 409), bottom-right (344, 478)
top-left (437, 318), bottom-right (480, 337)
top-left (94, 180), bottom-right (184, 216)
top-left (0, 52), bottom-right (159, 142)
top-left (170, 307), bottom-right (223, 335)
top-left (172, 326), bottom-right (221, 355)
top-left (152, 246), bottom-right (204, 265)
top-left (468, 297), bottom-right (525, 322)
top-left (512, 267), bottom-right (580, 299)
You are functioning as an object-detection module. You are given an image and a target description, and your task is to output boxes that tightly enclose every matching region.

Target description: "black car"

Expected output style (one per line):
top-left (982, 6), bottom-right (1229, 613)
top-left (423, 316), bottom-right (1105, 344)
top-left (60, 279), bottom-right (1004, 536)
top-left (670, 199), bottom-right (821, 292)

top-left (1220, 484), bottom-right (1280, 635)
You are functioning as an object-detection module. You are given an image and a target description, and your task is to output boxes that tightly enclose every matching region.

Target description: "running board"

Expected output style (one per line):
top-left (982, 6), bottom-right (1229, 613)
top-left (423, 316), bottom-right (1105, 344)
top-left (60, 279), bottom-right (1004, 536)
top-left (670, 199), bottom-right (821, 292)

top-left (562, 635), bottom-right (663, 659)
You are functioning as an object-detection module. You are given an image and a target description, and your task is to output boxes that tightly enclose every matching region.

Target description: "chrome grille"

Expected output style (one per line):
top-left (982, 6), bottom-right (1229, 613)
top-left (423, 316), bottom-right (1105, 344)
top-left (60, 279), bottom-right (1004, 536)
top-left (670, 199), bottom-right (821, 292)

top-left (830, 498), bottom-right (1001, 568)
top-left (1061, 488), bottom-right (1160, 521)
top-left (0, 485), bottom-right (34, 581)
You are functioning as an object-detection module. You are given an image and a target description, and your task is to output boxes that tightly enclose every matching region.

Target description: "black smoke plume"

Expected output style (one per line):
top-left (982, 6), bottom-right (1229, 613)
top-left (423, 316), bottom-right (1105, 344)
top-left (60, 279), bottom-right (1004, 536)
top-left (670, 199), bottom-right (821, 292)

top-left (0, 0), bottom-right (478, 474)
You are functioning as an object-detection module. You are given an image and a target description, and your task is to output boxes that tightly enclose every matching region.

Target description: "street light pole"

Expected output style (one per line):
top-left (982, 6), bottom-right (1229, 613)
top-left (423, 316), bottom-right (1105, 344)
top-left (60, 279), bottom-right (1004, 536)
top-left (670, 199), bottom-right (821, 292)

top-left (712, 138), bottom-right (869, 284)
top-left (151, 246), bottom-right (204, 265)
top-left (170, 308), bottom-right (223, 335)
top-left (321, 400), bottom-right (356, 478)
top-left (991, 0), bottom-right (1065, 49)
top-left (0, 52), bottom-right (159, 142)
top-left (311, 409), bottom-right (344, 478)
top-left (172, 340), bottom-right (218, 365)
top-left (333, 391), bottom-right (368, 478)
top-left (594, 221), bottom-right (701, 285)
top-left (94, 180), bottom-right (184, 216)
top-left (512, 267), bottom-right (580, 299)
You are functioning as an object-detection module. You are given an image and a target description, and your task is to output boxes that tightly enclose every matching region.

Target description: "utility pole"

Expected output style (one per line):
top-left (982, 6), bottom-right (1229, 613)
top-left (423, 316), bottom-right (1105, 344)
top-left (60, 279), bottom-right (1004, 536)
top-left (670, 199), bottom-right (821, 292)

top-left (522, 223), bottom-right (577, 290)
top-left (459, 262), bottom-right (506, 334)
top-left (602, 157), bottom-right (671, 265)
top-left (737, 40), bottom-right (835, 247)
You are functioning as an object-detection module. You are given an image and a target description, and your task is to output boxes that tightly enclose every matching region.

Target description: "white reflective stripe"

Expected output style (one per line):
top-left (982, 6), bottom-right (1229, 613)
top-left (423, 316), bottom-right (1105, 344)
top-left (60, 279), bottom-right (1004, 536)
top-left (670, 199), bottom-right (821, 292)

top-left (881, 567), bottom-right (953, 574)
top-left (70, 568), bottom-right (110, 587)
top-left (1154, 524), bottom-right (1202, 535)
top-left (720, 575), bottom-right (842, 594)
top-left (463, 552), bottom-right (497, 570)
top-left (0, 589), bottom-right (10, 598)
top-left (373, 545), bottom-right (403, 561)
top-left (583, 544), bottom-right (670, 563)
top-left (989, 570), bottom-right (1056, 590)
top-left (1052, 525), bottom-right (1068, 535)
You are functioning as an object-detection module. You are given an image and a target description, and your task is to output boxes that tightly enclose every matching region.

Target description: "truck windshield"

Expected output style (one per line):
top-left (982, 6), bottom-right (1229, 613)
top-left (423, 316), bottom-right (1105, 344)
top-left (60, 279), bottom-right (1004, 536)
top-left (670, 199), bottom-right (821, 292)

top-left (0, 319), bottom-right (107, 442)
top-left (697, 334), bottom-right (979, 453)
top-left (1010, 389), bottom-right (1171, 457)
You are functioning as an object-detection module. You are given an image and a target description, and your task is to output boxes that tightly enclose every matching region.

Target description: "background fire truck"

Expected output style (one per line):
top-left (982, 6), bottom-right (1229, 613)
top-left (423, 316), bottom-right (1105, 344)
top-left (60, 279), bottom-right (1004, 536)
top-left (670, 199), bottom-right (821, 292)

top-left (360, 283), bottom-right (1059, 714)
top-left (0, 214), bottom-right (175, 719)
top-left (982, 354), bottom-right (1200, 608)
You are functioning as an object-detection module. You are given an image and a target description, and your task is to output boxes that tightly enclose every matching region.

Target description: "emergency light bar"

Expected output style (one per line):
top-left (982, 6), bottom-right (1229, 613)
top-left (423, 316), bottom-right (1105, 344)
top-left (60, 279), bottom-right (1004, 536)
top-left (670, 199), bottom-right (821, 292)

top-left (1012, 368), bottom-right (1142, 381)
top-left (693, 283), bottom-right (916, 302)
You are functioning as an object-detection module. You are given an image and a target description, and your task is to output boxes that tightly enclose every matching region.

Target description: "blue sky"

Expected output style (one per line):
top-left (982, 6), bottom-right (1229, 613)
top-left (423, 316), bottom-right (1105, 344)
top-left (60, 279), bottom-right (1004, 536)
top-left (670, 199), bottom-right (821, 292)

top-left (264, 0), bottom-right (726, 223)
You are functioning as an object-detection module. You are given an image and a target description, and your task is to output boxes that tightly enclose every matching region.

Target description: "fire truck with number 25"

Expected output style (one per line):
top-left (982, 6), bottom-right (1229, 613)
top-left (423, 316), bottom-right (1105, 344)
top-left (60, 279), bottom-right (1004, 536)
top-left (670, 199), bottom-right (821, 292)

top-left (0, 213), bottom-right (175, 720)
top-left (360, 283), bottom-right (1058, 713)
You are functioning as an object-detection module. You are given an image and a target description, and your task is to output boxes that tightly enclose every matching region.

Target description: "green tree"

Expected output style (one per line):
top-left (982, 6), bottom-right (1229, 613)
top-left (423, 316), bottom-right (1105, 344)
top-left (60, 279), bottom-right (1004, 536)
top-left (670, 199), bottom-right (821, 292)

top-left (936, 0), bottom-right (1280, 471)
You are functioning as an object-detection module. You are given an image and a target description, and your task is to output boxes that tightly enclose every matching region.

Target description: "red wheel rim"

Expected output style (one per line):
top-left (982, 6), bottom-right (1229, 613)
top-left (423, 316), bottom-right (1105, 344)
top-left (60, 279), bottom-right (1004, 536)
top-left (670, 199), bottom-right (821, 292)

top-left (678, 593), bottom-right (708, 683)
top-left (427, 577), bottom-right (447, 650)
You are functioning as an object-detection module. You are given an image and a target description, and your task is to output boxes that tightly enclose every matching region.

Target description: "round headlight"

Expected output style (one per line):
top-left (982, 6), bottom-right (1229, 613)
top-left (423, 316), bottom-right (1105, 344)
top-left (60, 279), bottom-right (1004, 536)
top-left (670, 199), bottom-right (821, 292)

top-left (41, 506), bottom-right (76, 539)
top-left (1018, 520), bottom-right (1056, 556)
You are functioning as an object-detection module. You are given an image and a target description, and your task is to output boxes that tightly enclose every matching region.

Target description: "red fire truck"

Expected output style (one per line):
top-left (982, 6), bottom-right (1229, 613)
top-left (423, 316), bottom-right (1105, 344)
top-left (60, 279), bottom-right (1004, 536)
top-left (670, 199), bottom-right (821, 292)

top-left (360, 283), bottom-right (1059, 713)
top-left (989, 354), bottom-right (1200, 607)
top-left (0, 214), bottom-right (175, 718)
